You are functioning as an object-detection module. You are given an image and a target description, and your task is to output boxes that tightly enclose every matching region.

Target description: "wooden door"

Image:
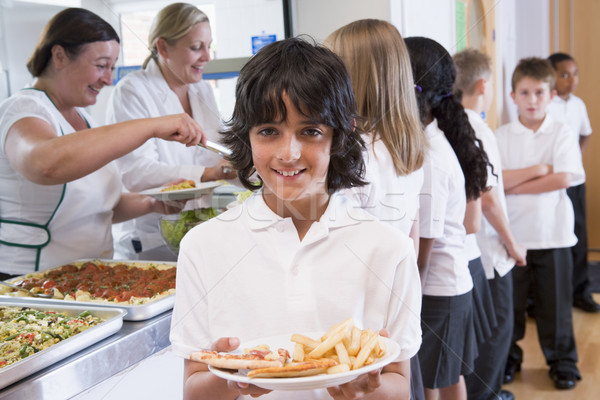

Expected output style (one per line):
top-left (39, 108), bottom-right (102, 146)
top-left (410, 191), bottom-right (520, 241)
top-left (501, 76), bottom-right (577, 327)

top-left (550, 0), bottom-right (600, 257)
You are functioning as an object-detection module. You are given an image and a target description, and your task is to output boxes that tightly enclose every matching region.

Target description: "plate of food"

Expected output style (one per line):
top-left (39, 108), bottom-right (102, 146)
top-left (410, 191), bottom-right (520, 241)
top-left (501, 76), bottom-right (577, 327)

top-left (195, 318), bottom-right (401, 391)
top-left (139, 180), bottom-right (222, 201)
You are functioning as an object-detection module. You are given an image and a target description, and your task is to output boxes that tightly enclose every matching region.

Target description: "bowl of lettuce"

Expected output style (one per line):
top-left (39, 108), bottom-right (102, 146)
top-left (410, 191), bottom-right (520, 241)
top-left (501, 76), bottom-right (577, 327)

top-left (159, 208), bottom-right (220, 255)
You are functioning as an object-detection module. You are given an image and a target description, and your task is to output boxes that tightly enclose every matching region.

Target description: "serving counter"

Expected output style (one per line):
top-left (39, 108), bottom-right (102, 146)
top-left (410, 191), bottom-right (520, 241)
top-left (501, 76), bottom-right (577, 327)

top-left (0, 309), bottom-right (172, 399)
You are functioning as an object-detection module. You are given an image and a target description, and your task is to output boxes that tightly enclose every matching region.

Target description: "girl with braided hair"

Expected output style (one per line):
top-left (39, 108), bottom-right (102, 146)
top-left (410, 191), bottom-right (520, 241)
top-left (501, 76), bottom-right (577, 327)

top-left (405, 36), bottom-right (492, 400)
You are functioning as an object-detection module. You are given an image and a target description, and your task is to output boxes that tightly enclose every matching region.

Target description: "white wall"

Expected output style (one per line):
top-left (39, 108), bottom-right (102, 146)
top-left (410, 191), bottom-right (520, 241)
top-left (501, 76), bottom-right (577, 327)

top-left (291, 0), bottom-right (391, 42)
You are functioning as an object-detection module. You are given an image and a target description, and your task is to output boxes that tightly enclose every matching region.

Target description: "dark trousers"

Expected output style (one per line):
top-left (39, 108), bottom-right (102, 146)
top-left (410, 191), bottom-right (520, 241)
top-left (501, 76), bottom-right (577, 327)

top-left (509, 248), bottom-right (579, 375)
top-left (466, 269), bottom-right (514, 400)
top-left (567, 183), bottom-right (591, 298)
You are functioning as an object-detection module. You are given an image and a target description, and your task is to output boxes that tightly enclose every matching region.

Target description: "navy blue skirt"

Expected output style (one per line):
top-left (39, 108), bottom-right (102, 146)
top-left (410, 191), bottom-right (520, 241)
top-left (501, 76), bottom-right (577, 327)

top-left (418, 291), bottom-right (478, 389)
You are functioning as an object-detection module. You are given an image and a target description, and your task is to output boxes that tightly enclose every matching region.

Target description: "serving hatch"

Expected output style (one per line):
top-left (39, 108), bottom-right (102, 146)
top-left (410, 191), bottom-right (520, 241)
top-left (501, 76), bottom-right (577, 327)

top-left (0, 259), bottom-right (176, 321)
top-left (0, 301), bottom-right (125, 391)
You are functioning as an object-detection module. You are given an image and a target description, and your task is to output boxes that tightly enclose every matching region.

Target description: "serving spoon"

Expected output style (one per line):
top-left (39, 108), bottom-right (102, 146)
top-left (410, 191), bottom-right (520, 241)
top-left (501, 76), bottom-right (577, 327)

top-left (0, 281), bottom-right (54, 298)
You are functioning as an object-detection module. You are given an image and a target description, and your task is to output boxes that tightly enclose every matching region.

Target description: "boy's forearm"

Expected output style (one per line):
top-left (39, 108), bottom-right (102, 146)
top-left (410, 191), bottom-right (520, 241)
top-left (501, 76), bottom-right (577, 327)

top-left (502, 164), bottom-right (550, 191)
top-left (361, 361), bottom-right (411, 400)
top-left (184, 361), bottom-right (238, 400)
top-left (506, 172), bottom-right (571, 195)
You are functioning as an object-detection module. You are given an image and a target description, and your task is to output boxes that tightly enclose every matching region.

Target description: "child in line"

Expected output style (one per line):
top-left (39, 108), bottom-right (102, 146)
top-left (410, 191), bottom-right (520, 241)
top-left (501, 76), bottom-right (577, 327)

top-left (169, 37), bottom-right (422, 400)
top-left (405, 37), bottom-right (490, 400)
top-left (546, 52), bottom-right (598, 313)
top-left (325, 19), bottom-right (427, 400)
top-left (496, 57), bottom-right (584, 390)
top-left (453, 48), bottom-right (527, 400)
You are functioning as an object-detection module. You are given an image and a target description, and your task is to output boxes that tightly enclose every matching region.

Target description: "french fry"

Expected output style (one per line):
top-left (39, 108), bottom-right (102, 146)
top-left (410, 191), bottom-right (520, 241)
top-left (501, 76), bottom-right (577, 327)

top-left (308, 320), bottom-right (352, 358)
top-left (352, 331), bottom-right (379, 370)
top-left (327, 363), bottom-right (351, 374)
top-left (374, 336), bottom-right (386, 358)
top-left (335, 342), bottom-right (351, 366)
top-left (293, 342), bottom-right (305, 362)
top-left (347, 326), bottom-right (361, 356)
top-left (321, 318), bottom-right (353, 340)
top-left (291, 333), bottom-right (321, 351)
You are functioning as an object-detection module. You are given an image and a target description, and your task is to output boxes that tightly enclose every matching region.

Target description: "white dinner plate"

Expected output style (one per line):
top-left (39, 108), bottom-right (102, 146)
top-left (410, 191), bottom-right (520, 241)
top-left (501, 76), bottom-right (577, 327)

top-left (208, 332), bottom-right (401, 391)
top-left (139, 181), bottom-right (222, 201)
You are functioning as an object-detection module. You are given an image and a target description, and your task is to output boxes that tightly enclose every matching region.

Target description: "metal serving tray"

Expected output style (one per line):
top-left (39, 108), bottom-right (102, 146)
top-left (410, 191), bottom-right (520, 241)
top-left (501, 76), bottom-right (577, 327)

top-left (0, 301), bottom-right (125, 390)
top-left (0, 260), bottom-right (176, 321)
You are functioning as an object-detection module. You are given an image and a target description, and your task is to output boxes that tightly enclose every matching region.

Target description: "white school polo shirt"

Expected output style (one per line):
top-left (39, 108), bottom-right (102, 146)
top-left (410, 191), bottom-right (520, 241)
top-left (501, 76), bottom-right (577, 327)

top-left (546, 94), bottom-right (592, 185)
top-left (495, 115), bottom-right (584, 249)
top-left (106, 59), bottom-right (223, 253)
top-left (466, 109), bottom-right (515, 278)
top-left (419, 120), bottom-right (473, 297)
top-left (170, 192), bottom-right (422, 399)
top-left (345, 133), bottom-right (424, 237)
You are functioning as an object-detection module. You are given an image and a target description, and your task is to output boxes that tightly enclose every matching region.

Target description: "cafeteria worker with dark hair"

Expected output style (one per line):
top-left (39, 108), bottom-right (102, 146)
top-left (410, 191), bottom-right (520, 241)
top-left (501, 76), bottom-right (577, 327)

top-left (0, 8), bottom-right (206, 279)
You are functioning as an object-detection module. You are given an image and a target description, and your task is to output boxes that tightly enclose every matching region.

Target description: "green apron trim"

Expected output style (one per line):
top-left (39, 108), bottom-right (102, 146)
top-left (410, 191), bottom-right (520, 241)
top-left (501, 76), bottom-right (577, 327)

top-left (0, 89), bottom-right (89, 271)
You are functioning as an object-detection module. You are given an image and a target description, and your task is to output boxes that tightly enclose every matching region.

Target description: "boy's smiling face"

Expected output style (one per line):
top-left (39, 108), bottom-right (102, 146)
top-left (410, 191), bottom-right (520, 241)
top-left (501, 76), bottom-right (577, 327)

top-left (249, 94), bottom-right (333, 213)
top-left (511, 76), bottom-right (555, 131)
top-left (554, 59), bottom-right (578, 100)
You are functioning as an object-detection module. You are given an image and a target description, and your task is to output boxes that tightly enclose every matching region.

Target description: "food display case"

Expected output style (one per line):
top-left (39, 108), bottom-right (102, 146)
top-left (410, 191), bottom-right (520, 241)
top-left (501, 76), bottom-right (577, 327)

top-left (0, 260), bottom-right (176, 321)
top-left (0, 301), bottom-right (125, 391)
top-left (0, 304), bottom-right (172, 399)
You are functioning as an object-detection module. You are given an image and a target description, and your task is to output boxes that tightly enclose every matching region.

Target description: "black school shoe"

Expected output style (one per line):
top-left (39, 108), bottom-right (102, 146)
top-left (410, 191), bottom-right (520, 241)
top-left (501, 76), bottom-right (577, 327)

top-left (503, 361), bottom-right (521, 384)
top-left (573, 294), bottom-right (600, 313)
top-left (549, 368), bottom-right (581, 390)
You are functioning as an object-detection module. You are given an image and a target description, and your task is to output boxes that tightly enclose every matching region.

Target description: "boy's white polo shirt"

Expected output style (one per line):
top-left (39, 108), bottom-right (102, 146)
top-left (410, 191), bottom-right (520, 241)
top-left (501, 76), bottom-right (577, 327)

top-left (495, 115), bottom-right (584, 249)
top-left (466, 109), bottom-right (515, 279)
top-left (547, 94), bottom-right (592, 185)
top-left (170, 191), bottom-right (423, 395)
top-left (419, 119), bottom-right (472, 297)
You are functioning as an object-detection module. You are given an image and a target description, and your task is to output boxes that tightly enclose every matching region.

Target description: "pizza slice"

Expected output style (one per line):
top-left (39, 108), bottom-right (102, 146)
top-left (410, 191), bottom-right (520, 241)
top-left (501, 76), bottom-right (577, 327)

top-left (247, 358), bottom-right (339, 378)
top-left (191, 346), bottom-right (289, 370)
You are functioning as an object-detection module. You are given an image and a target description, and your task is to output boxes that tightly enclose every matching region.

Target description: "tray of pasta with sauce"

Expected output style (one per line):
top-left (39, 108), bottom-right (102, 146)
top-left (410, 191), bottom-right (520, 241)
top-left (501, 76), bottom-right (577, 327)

top-left (0, 259), bottom-right (177, 321)
top-left (0, 301), bottom-right (125, 390)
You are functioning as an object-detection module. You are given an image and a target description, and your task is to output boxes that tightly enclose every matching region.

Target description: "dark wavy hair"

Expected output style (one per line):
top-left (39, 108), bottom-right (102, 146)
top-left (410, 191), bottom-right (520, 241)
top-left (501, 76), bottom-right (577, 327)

top-left (405, 37), bottom-right (490, 200)
top-left (221, 37), bottom-right (367, 192)
top-left (26, 8), bottom-right (120, 77)
top-left (548, 52), bottom-right (574, 69)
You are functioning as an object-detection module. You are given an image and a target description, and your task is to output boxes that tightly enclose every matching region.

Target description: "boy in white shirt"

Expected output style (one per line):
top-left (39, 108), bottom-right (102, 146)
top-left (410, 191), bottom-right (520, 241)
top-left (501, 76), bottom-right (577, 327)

top-left (170, 37), bottom-right (422, 400)
top-left (496, 57), bottom-right (584, 390)
top-left (453, 48), bottom-right (527, 400)
top-left (546, 52), bottom-right (598, 313)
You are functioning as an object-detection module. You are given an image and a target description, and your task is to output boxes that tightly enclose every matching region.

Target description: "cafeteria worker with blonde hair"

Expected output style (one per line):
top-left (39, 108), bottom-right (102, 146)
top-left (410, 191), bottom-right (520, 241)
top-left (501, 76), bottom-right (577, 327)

top-left (107, 2), bottom-right (235, 261)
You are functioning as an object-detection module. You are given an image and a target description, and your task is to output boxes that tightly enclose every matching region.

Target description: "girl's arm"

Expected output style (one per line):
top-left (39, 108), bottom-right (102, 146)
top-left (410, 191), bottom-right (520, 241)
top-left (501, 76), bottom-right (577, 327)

top-left (417, 237), bottom-right (434, 291)
top-left (502, 164), bottom-right (552, 191)
top-left (463, 197), bottom-right (482, 234)
top-left (481, 187), bottom-right (527, 265)
top-left (5, 114), bottom-right (205, 185)
top-left (409, 216), bottom-right (420, 255)
top-left (506, 172), bottom-right (571, 195)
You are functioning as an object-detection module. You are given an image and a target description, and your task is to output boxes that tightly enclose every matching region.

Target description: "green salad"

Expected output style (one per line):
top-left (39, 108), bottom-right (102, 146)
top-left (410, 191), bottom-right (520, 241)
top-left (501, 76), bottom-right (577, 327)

top-left (160, 208), bottom-right (219, 252)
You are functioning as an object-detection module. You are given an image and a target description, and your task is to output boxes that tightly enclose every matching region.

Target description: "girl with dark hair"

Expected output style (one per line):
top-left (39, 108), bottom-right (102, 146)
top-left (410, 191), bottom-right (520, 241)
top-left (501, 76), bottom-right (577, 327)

top-left (405, 36), bottom-right (490, 400)
top-left (170, 37), bottom-right (422, 400)
top-left (0, 8), bottom-right (206, 277)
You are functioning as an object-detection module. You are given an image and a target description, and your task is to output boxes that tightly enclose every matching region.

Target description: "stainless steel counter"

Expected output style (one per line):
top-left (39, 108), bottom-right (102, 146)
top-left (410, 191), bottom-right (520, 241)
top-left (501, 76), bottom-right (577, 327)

top-left (0, 310), bottom-right (172, 400)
